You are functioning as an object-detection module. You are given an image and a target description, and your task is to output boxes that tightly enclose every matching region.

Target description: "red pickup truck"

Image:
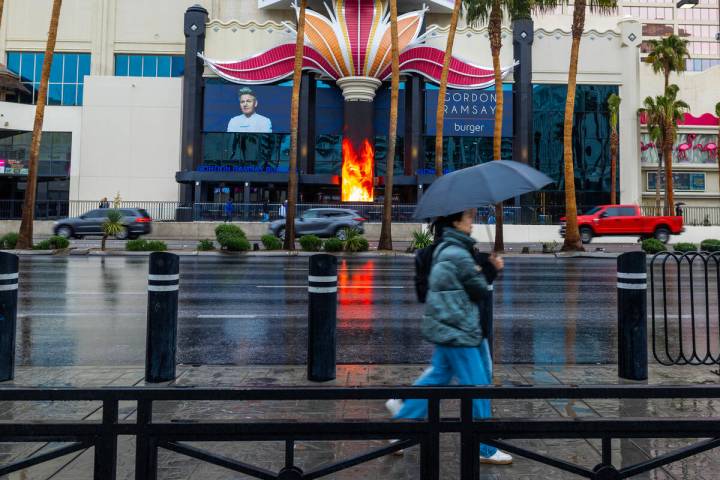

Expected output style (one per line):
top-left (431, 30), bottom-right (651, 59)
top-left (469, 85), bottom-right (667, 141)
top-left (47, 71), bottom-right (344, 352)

top-left (560, 204), bottom-right (683, 244)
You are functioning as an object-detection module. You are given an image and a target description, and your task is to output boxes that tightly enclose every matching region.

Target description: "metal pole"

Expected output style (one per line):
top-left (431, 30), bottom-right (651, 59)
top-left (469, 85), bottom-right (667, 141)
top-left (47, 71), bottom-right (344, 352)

top-left (307, 254), bottom-right (337, 382)
top-left (617, 251), bottom-right (648, 381)
top-left (145, 252), bottom-right (179, 383)
top-left (0, 252), bottom-right (19, 382)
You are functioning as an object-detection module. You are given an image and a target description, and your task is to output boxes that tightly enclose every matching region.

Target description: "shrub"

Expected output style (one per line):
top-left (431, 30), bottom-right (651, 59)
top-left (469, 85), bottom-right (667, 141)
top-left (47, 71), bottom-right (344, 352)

top-left (126, 239), bottom-right (148, 251)
top-left (126, 239), bottom-right (167, 251)
top-left (345, 236), bottom-right (369, 253)
top-left (32, 240), bottom-right (52, 250)
top-left (102, 209), bottom-right (124, 251)
top-left (223, 236), bottom-right (251, 252)
top-left (1, 232), bottom-right (19, 249)
top-left (673, 242), bottom-right (697, 253)
top-left (700, 239), bottom-right (720, 252)
top-left (144, 240), bottom-right (168, 252)
top-left (48, 235), bottom-right (70, 249)
top-left (261, 234), bottom-right (282, 250)
top-left (299, 235), bottom-right (322, 252)
top-left (641, 238), bottom-right (666, 254)
top-left (323, 237), bottom-right (344, 252)
top-left (197, 239), bottom-right (215, 251)
top-left (410, 230), bottom-right (433, 251)
top-left (215, 224), bottom-right (245, 242)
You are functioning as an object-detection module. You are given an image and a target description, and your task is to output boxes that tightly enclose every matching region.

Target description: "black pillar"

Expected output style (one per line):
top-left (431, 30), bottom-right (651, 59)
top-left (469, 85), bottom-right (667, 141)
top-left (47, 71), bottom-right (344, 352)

top-left (617, 252), bottom-right (648, 381)
top-left (512, 18), bottom-right (533, 166)
top-left (0, 252), bottom-right (18, 382)
top-left (145, 252), bottom-right (180, 383)
top-left (404, 75), bottom-right (425, 176)
top-left (180, 5), bottom-right (209, 203)
top-left (299, 72), bottom-right (317, 174)
top-left (307, 254), bottom-right (338, 382)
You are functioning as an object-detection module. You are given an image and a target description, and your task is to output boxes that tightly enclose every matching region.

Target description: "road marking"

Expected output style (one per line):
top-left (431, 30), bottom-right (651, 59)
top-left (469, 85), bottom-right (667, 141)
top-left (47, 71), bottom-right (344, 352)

top-left (256, 285), bottom-right (406, 289)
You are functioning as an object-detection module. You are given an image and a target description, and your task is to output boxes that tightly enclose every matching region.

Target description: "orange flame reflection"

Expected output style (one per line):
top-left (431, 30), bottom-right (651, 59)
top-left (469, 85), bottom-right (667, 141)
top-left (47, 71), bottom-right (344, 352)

top-left (341, 138), bottom-right (374, 202)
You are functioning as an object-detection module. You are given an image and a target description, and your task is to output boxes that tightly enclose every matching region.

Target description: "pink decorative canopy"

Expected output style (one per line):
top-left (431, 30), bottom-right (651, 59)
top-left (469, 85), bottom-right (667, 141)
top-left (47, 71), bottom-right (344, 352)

top-left (200, 0), bottom-right (514, 89)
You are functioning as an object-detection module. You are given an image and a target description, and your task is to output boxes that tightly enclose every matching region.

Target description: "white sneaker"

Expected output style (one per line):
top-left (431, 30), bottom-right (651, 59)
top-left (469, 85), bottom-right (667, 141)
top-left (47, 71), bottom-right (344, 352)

top-left (480, 450), bottom-right (513, 465)
top-left (385, 398), bottom-right (403, 417)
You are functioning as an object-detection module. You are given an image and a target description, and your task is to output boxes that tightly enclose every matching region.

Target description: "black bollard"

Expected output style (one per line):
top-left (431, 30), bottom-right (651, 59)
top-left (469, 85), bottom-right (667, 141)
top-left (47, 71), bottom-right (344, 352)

top-left (307, 254), bottom-right (337, 382)
top-left (145, 252), bottom-right (179, 383)
top-left (617, 251), bottom-right (648, 381)
top-left (0, 252), bottom-right (19, 382)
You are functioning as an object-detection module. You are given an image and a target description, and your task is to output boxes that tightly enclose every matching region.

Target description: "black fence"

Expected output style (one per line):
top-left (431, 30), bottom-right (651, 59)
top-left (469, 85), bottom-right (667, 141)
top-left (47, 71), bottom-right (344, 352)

top-left (1, 385), bottom-right (720, 479)
top-left (650, 251), bottom-right (720, 366)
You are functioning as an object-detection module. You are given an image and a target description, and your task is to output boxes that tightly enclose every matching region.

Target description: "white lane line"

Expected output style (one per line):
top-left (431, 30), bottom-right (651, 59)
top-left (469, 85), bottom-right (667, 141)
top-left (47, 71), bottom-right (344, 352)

top-left (197, 314), bottom-right (293, 319)
top-left (256, 285), bottom-right (407, 289)
top-left (286, 268), bottom-right (410, 272)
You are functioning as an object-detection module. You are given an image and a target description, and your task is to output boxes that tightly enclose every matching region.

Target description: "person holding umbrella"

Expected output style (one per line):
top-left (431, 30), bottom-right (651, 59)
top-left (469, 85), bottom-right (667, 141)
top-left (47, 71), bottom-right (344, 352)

top-left (386, 208), bottom-right (511, 464)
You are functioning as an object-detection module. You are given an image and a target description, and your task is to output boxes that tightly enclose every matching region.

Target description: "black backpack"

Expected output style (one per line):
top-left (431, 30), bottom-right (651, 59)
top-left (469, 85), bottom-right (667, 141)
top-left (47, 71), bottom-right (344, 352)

top-left (414, 243), bottom-right (447, 303)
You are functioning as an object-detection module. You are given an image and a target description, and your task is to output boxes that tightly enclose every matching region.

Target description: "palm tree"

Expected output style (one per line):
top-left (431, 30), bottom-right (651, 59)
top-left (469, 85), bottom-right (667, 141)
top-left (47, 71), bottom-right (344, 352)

top-left (647, 123), bottom-right (663, 211)
top-left (464, 0), bottom-right (510, 252)
top-left (559, 0), bottom-right (616, 252)
top-left (434, 0), bottom-right (462, 178)
top-left (645, 35), bottom-right (690, 91)
top-left (0, 0), bottom-right (5, 29)
top-left (607, 93), bottom-right (620, 205)
top-left (17, 0), bottom-right (63, 250)
top-left (101, 209), bottom-right (123, 251)
top-left (641, 85), bottom-right (689, 215)
top-left (283, 0), bottom-right (307, 250)
top-left (378, 0), bottom-right (400, 251)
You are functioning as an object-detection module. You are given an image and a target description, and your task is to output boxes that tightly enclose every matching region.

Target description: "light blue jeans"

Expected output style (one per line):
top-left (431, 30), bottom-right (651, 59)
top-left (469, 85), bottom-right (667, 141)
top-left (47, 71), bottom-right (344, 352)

top-left (394, 340), bottom-right (497, 458)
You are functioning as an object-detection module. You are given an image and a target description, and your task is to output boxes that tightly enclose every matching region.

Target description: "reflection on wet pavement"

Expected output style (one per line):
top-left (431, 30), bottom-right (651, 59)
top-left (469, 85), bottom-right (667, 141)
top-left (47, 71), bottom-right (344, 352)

top-left (10, 255), bottom-right (652, 366)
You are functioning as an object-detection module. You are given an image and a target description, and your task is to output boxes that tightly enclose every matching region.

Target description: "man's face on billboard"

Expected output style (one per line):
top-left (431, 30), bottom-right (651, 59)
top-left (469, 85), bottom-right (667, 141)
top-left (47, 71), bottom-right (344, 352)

top-left (239, 94), bottom-right (257, 115)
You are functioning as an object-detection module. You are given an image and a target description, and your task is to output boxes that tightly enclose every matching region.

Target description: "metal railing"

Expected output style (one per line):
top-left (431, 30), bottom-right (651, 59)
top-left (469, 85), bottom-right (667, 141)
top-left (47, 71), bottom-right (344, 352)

top-left (642, 205), bottom-right (720, 226)
top-left (1, 384), bottom-right (720, 479)
top-left (650, 251), bottom-right (720, 366)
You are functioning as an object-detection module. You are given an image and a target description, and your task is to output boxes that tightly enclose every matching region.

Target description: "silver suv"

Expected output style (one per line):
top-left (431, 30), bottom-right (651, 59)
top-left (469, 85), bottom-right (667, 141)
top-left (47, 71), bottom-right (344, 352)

top-left (269, 208), bottom-right (366, 239)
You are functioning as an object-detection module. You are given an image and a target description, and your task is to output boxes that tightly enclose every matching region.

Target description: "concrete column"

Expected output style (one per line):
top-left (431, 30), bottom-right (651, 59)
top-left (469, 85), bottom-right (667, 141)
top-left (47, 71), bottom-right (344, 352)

top-left (403, 75), bottom-right (425, 176)
top-left (617, 19), bottom-right (642, 205)
top-left (180, 5), bottom-right (209, 203)
top-left (512, 18), bottom-right (533, 166)
top-left (298, 72), bottom-right (317, 174)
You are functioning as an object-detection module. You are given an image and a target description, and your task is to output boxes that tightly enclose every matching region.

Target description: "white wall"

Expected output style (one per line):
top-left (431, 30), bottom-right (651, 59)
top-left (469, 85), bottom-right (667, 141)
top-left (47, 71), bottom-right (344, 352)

top-left (76, 76), bottom-right (182, 201)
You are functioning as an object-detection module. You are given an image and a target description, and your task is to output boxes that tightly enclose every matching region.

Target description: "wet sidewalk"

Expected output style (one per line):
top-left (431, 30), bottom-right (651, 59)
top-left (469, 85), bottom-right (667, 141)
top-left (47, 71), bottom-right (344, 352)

top-left (2, 363), bottom-right (720, 479)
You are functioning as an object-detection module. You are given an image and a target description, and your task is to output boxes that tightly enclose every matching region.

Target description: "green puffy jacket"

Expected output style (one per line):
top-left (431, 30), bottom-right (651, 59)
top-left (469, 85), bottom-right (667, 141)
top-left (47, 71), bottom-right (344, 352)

top-left (421, 228), bottom-right (492, 347)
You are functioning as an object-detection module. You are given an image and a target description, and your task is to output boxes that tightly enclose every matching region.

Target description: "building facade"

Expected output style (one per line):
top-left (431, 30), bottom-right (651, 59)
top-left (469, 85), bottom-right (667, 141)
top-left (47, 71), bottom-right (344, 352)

top-left (0, 0), bottom-right (717, 216)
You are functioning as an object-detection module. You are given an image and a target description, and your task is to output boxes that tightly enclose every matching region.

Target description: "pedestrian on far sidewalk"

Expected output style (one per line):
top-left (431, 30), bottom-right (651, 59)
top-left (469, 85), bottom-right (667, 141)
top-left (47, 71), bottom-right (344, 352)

top-left (386, 208), bottom-right (512, 465)
top-left (99, 197), bottom-right (109, 209)
top-left (224, 198), bottom-right (233, 223)
top-left (279, 200), bottom-right (287, 218)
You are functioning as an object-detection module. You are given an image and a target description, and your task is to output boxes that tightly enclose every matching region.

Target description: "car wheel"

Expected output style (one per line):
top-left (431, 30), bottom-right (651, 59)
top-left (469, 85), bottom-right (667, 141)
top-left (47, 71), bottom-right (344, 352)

top-left (55, 225), bottom-right (73, 239)
top-left (335, 228), bottom-right (348, 240)
top-left (277, 227), bottom-right (285, 240)
top-left (580, 227), bottom-right (593, 244)
top-left (654, 227), bottom-right (670, 243)
top-left (115, 227), bottom-right (129, 240)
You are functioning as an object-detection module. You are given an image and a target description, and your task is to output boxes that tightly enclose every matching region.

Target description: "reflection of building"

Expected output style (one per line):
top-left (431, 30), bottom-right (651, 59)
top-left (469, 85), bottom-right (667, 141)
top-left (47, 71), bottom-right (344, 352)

top-left (0, 0), bottom-right (717, 212)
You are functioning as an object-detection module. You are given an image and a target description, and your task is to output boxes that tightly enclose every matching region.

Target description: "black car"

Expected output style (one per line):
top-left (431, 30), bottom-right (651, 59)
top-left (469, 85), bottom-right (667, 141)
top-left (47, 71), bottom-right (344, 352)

top-left (268, 208), bottom-right (365, 239)
top-left (53, 208), bottom-right (152, 240)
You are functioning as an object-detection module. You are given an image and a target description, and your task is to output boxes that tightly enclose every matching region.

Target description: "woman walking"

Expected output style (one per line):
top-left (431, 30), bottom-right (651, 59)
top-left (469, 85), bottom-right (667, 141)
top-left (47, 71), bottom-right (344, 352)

top-left (387, 208), bottom-right (512, 464)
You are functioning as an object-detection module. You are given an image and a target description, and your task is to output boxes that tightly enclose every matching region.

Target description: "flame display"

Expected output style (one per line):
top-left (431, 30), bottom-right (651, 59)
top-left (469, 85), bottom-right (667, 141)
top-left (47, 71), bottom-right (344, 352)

top-left (341, 138), bottom-right (374, 202)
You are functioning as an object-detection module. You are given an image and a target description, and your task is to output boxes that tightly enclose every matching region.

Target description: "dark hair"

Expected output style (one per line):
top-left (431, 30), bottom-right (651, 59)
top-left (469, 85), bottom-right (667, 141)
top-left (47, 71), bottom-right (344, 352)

top-left (238, 87), bottom-right (256, 99)
top-left (430, 211), bottom-right (464, 243)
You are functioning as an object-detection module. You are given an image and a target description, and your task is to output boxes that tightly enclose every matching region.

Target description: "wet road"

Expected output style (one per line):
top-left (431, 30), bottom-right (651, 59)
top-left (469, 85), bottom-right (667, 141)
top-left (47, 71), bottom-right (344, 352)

top-left (12, 255), bottom-right (630, 367)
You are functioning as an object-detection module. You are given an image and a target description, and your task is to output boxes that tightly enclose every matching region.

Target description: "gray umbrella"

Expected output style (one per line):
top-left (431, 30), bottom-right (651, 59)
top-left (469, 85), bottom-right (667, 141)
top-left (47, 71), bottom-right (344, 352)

top-left (413, 160), bottom-right (554, 220)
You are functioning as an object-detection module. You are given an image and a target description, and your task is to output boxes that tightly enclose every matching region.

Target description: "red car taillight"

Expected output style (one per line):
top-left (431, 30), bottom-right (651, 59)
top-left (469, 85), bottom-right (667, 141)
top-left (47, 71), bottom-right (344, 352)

top-left (135, 217), bottom-right (151, 223)
top-left (353, 217), bottom-right (366, 222)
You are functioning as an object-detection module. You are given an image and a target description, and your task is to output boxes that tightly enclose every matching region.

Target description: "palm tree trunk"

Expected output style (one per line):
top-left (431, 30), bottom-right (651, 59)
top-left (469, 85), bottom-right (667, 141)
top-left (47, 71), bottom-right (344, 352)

top-left (0, 0), bottom-right (5, 29)
top-left (433, 0), bottom-right (461, 178)
top-left (378, 0), bottom-right (400, 251)
top-left (283, 0), bottom-right (307, 250)
top-left (610, 129), bottom-right (617, 205)
top-left (655, 150), bottom-right (662, 213)
top-left (560, 0), bottom-right (585, 252)
top-left (664, 125), bottom-right (674, 215)
top-left (17, 0), bottom-right (62, 250)
top-left (489, 1), bottom-right (504, 253)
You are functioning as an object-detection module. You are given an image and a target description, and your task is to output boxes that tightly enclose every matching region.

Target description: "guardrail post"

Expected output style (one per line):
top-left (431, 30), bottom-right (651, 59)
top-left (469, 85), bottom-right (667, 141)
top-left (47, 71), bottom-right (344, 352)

top-left (617, 251), bottom-right (648, 381)
top-left (0, 252), bottom-right (19, 382)
top-left (145, 252), bottom-right (179, 383)
top-left (307, 254), bottom-right (337, 382)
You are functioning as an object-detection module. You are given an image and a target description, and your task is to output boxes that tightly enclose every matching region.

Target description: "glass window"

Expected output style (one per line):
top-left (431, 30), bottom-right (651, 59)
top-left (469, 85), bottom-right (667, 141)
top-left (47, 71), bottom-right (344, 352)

top-left (647, 172), bottom-right (706, 191)
top-left (604, 207), bottom-right (622, 217)
top-left (115, 54), bottom-right (185, 77)
top-left (6, 52), bottom-right (91, 106)
top-left (620, 207), bottom-right (637, 216)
